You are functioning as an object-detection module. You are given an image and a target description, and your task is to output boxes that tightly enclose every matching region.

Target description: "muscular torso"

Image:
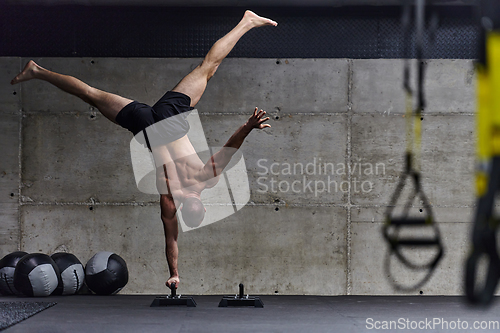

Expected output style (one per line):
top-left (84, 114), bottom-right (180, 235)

top-left (152, 135), bottom-right (219, 206)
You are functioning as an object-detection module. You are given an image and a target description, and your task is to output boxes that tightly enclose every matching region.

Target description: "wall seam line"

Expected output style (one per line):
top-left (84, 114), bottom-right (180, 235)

top-left (346, 59), bottom-right (353, 296)
top-left (17, 57), bottom-right (23, 252)
top-left (17, 201), bottom-right (477, 208)
top-left (21, 111), bottom-right (477, 116)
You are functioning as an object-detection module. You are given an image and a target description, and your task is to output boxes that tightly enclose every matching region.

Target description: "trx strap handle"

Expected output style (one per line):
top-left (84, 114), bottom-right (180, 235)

top-left (389, 218), bottom-right (429, 225)
top-left (383, 0), bottom-right (444, 291)
top-left (466, 153), bottom-right (500, 304)
top-left (383, 169), bottom-right (444, 272)
top-left (466, 251), bottom-right (500, 305)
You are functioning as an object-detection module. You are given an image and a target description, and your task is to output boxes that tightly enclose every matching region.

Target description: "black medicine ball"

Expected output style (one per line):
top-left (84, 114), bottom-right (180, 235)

top-left (0, 251), bottom-right (28, 295)
top-left (85, 252), bottom-right (128, 295)
top-left (14, 253), bottom-right (60, 297)
top-left (51, 253), bottom-right (85, 295)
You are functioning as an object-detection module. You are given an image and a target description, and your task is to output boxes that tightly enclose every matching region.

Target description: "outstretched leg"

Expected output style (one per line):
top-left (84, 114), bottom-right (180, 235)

top-left (172, 10), bottom-right (277, 107)
top-left (11, 60), bottom-right (133, 123)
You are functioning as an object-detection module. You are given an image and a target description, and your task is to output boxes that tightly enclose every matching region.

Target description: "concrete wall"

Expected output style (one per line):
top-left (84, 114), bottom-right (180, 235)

top-left (0, 57), bottom-right (476, 295)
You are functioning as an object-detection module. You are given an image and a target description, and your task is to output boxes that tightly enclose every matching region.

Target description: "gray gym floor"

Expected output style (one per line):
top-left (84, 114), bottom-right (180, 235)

top-left (2, 295), bottom-right (500, 333)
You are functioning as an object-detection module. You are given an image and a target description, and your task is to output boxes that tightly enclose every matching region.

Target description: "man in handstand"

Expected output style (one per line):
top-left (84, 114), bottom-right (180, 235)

top-left (11, 10), bottom-right (277, 289)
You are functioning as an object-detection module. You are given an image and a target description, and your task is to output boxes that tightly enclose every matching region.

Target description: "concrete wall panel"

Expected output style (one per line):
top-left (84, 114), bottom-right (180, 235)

top-left (20, 58), bottom-right (201, 112)
top-left (425, 60), bottom-right (475, 114)
top-left (20, 58), bottom-right (349, 115)
top-left (197, 59), bottom-right (350, 114)
top-left (352, 59), bottom-right (475, 114)
top-left (351, 206), bottom-right (474, 224)
top-left (20, 204), bottom-right (165, 294)
top-left (21, 112), bottom-right (153, 203)
top-left (0, 114), bottom-right (20, 204)
top-left (202, 114), bottom-right (348, 205)
top-left (0, 59), bottom-right (21, 254)
top-left (0, 116), bottom-right (20, 253)
top-left (350, 218), bottom-right (470, 295)
top-left (0, 204), bottom-right (19, 255)
top-left (20, 204), bottom-right (347, 295)
top-left (351, 114), bottom-right (475, 206)
top-left (0, 58), bottom-right (21, 114)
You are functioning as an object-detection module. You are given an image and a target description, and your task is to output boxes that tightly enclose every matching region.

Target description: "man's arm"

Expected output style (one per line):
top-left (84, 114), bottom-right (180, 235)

top-left (224, 107), bottom-right (270, 149)
top-left (160, 194), bottom-right (181, 288)
top-left (197, 107), bottom-right (270, 181)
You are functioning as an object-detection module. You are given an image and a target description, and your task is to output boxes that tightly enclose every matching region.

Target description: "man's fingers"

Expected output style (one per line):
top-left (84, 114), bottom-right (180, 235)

top-left (251, 108), bottom-right (271, 128)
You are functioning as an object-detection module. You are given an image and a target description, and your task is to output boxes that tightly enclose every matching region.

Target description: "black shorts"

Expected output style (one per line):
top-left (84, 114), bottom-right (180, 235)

top-left (116, 91), bottom-right (194, 148)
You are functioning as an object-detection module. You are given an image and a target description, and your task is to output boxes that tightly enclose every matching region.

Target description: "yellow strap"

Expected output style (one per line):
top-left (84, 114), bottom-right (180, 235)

top-left (476, 65), bottom-right (490, 161)
top-left (405, 90), bottom-right (413, 155)
top-left (475, 32), bottom-right (500, 196)
top-left (414, 110), bottom-right (422, 173)
top-left (489, 32), bottom-right (500, 132)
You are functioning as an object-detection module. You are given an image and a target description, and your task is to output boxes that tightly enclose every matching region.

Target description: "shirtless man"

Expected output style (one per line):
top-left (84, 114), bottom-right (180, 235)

top-left (11, 10), bottom-right (277, 289)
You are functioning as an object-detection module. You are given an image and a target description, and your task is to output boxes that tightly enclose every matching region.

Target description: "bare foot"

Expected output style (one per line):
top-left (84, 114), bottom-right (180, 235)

top-left (243, 10), bottom-right (278, 28)
top-left (11, 60), bottom-right (39, 85)
top-left (166, 276), bottom-right (180, 289)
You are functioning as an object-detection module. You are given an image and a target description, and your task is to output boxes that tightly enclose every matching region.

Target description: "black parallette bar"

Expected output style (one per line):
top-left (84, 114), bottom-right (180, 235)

top-left (239, 284), bottom-right (244, 299)
top-left (150, 296), bottom-right (197, 307)
top-left (170, 282), bottom-right (177, 298)
top-left (218, 296), bottom-right (264, 308)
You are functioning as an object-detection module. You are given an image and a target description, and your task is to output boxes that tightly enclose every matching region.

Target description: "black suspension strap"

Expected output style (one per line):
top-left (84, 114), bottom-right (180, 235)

top-left (383, 0), bottom-right (444, 291)
top-left (465, 0), bottom-right (500, 306)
